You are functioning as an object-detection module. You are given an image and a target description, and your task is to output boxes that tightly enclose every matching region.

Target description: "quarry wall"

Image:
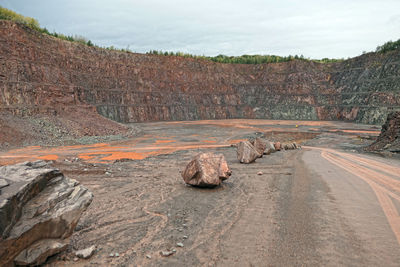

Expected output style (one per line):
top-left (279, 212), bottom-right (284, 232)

top-left (1, 20), bottom-right (399, 124)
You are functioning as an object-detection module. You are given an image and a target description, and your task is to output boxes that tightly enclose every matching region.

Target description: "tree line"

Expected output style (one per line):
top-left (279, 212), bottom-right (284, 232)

top-left (1, 5), bottom-right (398, 64)
top-left (146, 50), bottom-right (343, 64)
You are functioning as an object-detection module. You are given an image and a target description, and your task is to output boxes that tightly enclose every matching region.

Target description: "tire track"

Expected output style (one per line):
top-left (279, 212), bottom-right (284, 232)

top-left (308, 147), bottom-right (400, 246)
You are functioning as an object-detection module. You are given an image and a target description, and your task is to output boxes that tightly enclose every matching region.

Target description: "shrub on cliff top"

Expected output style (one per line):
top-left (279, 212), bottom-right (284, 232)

top-left (0, 6), bottom-right (40, 30)
top-left (376, 39), bottom-right (400, 53)
top-left (0, 5), bottom-right (94, 47)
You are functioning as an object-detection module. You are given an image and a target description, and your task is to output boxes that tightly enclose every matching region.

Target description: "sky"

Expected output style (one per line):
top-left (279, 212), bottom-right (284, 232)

top-left (1, 0), bottom-right (400, 59)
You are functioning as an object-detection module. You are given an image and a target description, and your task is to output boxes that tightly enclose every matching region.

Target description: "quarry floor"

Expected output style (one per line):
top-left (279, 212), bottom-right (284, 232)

top-left (2, 119), bottom-right (400, 266)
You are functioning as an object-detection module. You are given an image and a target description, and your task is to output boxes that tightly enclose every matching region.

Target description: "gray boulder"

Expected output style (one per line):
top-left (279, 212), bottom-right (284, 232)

top-left (14, 239), bottom-right (68, 266)
top-left (0, 161), bottom-right (93, 266)
top-left (265, 141), bottom-right (276, 154)
top-left (182, 153), bottom-right (232, 187)
top-left (75, 245), bottom-right (97, 259)
top-left (237, 141), bottom-right (261, 164)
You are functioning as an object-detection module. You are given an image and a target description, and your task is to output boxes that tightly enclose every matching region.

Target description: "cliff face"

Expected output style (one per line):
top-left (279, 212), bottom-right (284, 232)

top-left (1, 20), bottom-right (399, 124)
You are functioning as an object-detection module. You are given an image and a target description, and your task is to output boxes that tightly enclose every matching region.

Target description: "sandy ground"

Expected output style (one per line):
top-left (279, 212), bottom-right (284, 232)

top-left (2, 119), bottom-right (400, 266)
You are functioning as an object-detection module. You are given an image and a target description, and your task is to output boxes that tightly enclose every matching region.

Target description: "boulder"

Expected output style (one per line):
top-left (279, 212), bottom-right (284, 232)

top-left (75, 245), bottom-right (96, 259)
top-left (237, 141), bottom-right (261, 164)
top-left (252, 137), bottom-right (267, 157)
top-left (283, 143), bottom-right (294, 150)
top-left (274, 142), bottom-right (282, 151)
top-left (14, 239), bottom-right (68, 266)
top-left (182, 153), bottom-right (231, 187)
top-left (0, 161), bottom-right (93, 266)
top-left (264, 141), bottom-right (276, 155)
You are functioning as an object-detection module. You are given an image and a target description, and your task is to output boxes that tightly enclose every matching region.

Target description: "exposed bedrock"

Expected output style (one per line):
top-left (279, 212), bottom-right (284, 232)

top-left (1, 20), bottom-right (399, 124)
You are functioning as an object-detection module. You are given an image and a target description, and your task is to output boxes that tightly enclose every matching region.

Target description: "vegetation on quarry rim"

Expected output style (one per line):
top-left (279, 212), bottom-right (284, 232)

top-left (1, 5), bottom-right (399, 65)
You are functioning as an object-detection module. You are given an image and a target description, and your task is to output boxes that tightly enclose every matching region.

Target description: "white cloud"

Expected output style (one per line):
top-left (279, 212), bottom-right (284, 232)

top-left (2, 0), bottom-right (400, 58)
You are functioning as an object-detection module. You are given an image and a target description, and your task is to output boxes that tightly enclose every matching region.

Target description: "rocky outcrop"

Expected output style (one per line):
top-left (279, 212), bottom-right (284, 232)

top-left (237, 141), bottom-right (261, 164)
top-left (0, 161), bottom-right (93, 266)
top-left (0, 20), bottom-right (399, 125)
top-left (367, 111), bottom-right (400, 152)
top-left (182, 153), bottom-right (231, 187)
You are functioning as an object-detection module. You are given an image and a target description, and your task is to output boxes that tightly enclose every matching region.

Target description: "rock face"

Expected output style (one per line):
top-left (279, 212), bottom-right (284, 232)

top-left (0, 161), bottom-right (93, 266)
top-left (182, 153), bottom-right (232, 187)
top-left (368, 111), bottom-right (400, 152)
top-left (1, 21), bottom-right (399, 125)
top-left (237, 141), bottom-right (261, 164)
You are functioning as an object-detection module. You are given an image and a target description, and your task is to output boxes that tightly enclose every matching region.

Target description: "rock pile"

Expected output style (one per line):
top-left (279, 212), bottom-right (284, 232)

top-left (236, 137), bottom-right (300, 164)
top-left (367, 111), bottom-right (400, 153)
top-left (0, 161), bottom-right (93, 266)
top-left (182, 153), bottom-right (232, 187)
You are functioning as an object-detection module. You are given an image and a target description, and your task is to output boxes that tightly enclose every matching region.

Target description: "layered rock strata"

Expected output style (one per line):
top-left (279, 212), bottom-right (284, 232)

top-left (1, 20), bottom-right (399, 124)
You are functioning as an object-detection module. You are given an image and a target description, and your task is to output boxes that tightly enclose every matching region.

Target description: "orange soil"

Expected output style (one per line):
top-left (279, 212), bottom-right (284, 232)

top-left (0, 120), bottom-right (379, 165)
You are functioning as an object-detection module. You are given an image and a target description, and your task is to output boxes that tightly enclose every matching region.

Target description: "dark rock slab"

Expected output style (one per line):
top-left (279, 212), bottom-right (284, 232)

top-left (0, 161), bottom-right (93, 266)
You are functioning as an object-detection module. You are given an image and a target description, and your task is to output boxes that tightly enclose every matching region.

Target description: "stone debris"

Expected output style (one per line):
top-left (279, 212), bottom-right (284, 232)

top-left (183, 235), bottom-right (188, 239)
top-left (0, 161), bottom-right (93, 266)
top-left (75, 245), bottom-right (96, 259)
top-left (237, 141), bottom-right (261, 164)
top-left (160, 250), bottom-right (175, 257)
top-left (257, 171), bottom-right (263, 175)
top-left (14, 239), bottom-right (68, 266)
top-left (109, 253), bottom-right (114, 257)
top-left (146, 254), bottom-right (152, 259)
top-left (367, 111), bottom-right (400, 152)
top-left (176, 242), bottom-right (184, 247)
top-left (182, 153), bottom-right (231, 187)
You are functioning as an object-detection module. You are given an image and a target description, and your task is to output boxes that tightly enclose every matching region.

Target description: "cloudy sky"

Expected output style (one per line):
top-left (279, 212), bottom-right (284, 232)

top-left (1, 0), bottom-right (400, 59)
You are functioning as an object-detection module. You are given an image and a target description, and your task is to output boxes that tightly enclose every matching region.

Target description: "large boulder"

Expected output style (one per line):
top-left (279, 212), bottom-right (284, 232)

top-left (182, 153), bottom-right (232, 187)
top-left (250, 137), bottom-right (267, 157)
top-left (0, 161), bottom-right (93, 266)
top-left (265, 141), bottom-right (276, 154)
top-left (236, 141), bottom-right (261, 164)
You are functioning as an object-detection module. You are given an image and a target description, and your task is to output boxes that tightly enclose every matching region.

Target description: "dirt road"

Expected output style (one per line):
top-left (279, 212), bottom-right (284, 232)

top-left (2, 119), bottom-right (399, 266)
